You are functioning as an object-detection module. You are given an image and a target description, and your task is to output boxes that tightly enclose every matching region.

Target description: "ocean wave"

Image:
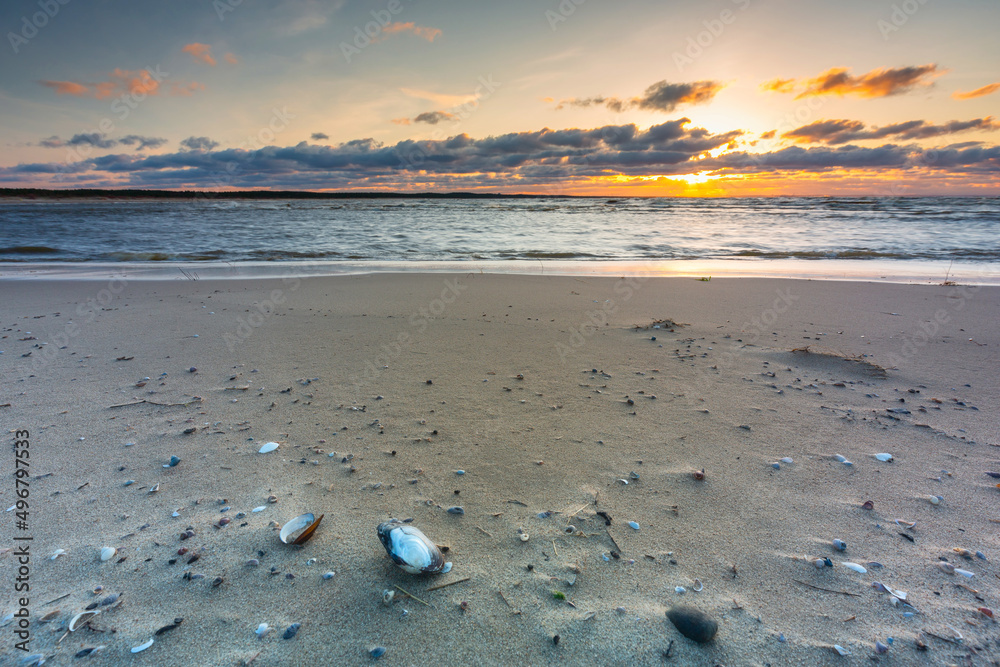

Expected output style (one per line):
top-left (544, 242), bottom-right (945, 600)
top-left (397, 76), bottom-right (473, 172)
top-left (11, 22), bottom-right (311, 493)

top-left (0, 245), bottom-right (62, 255)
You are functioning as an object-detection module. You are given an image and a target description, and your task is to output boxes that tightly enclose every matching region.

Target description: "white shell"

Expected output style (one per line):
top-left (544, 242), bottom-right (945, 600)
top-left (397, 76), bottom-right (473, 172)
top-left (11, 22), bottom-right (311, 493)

top-left (875, 453), bottom-right (893, 462)
top-left (378, 521), bottom-right (446, 574)
top-left (255, 623), bottom-right (270, 638)
top-left (833, 454), bottom-right (847, 462)
top-left (927, 495), bottom-right (941, 505)
top-left (833, 644), bottom-right (851, 656)
top-left (50, 549), bottom-right (66, 560)
top-left (69, 610), bottom-right (100, 631)
top-left (842, 562), bottom-right (867, 573)
top-left (780, 457), bottom-right (793, 463)
top-left (674, 586), bottom-right (686, 594)
top-left (279, 513), bottom-right (318, 544)
top-left (130, 638), bottom-right (154, 653)
top-left (519, 533), bottom-right (529, 542)
top-left (252, 506), bottom-right (267, 513)
top-left (259, 442), bottom-right (280, 454)
top-left (937, 562), bottom-right (955, 574)
top-left (628, 521), bottom-right (640, 530)
top-left (99, 547), bottom-right (116, 561)
top-left (441, 562), bottom-right (453, 574)
top-left (955, 568), bottom-right (975, 578)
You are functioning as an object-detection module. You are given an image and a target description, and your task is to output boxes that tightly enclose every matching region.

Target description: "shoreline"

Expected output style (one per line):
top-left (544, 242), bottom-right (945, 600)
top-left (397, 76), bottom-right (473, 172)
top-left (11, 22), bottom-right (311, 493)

top-left (1, 257), bottom-right (999, 285)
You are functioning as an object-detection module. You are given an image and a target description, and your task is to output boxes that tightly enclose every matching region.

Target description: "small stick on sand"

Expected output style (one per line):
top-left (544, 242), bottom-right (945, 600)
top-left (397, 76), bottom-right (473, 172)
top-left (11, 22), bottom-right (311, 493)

top-left (426, 577), bottom-right (470, 592)
top-left (922, 629), bottom-right (959, 644)
top-left (553, 540), bottom-right (559, 557)
top-left (566, 503), bottom-right (589, 518)
top-left (498, 587), bottom-right (521, 614)
top-left (43, 593), bottom-right (71, 606)
top-left (792, 579), bottom-right (861, 597)
top-left (476, 525), bottom-right (493, 537)
top-left (108, 398), bottom-right (202, 409)
top-left (394, 584), bottom-right (431, 607)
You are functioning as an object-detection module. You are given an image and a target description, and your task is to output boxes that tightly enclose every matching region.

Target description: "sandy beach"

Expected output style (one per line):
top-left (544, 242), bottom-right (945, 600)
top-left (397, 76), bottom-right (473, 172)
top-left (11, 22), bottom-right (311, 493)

top-left (1, 272), bottom-right (998, 666)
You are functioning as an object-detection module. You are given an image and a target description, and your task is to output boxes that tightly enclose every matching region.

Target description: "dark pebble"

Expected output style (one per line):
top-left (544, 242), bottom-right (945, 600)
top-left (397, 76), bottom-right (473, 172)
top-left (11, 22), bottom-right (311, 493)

top-left (370, 646), bottom-right (387, 659)
top-left (283, 623), bottom-right (301, 639)
top-left (665, 604), bottom-right (718, 643)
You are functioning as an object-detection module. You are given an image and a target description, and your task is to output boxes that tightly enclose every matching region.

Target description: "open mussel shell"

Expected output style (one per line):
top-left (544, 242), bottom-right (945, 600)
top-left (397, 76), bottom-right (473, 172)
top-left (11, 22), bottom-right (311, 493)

top-left (69, 609), bottom-right (100, 632)
top-left (279, 513), bottom-right (324, 545)
top-left (377, 519), bottom-right (450, 575)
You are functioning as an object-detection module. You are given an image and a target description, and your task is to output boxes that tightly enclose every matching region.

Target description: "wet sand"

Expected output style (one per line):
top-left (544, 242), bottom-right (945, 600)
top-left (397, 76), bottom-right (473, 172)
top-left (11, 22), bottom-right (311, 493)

top-left (1, 273), bottom-right (998, 666)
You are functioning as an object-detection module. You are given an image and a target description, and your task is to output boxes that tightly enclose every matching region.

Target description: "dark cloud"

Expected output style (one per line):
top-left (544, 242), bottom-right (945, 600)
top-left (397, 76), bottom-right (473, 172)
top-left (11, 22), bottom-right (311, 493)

top-left (310, 132), bottom-right (330, 141)
top-left (764, 65), bottom-right (942, 99)
top-left (179, 136), bottom-right (220, 151)
top-left (783, 117), bottom-right (1000, 144)
top-left (36, 133), bottom-right (166, 151)
top-left (413, 111), bottom-right (457, 125)
top-left (7, 121), bottom-right (998, 189)
top-left (555, 80), bottom-right (724, 113)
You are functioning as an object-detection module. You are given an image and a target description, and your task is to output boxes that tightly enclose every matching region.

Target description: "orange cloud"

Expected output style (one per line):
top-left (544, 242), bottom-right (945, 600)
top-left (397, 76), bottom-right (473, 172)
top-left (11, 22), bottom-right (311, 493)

top-left (182, 43), bottom-right (217, 66)
top-left (759, 78), bottom-right (796, 94)
top-left (40, 80), bottom-right (89, 96)
top-left (763, 65), bottom-right (942, 99)
top-left (953, 83), bottom-right (1000, 100)
top-left (39, 68), bottom-right (202, 99)
top-left (381, 22), bottom-right (441, 42)
top-left (391, 117), bottom-right (412, 125)
top-left (224, 52), bottom-right (239, 65)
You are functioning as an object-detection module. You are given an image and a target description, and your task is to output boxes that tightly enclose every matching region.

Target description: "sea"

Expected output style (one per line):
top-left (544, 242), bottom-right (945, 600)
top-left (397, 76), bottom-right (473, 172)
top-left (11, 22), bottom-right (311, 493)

top-left (1, 197), bottom-right (998, 282)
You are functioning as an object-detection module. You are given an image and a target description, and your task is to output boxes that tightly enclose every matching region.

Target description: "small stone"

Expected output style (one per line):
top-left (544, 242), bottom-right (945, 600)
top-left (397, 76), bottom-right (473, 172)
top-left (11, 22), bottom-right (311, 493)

top-left (665, 604), bottom-right (718, 643)
top-left (283, 623), bottom-right (301, 639)
top-left (447, 506), bottom-right (464, 515)
top-left (370, 646), bottom-right (387, 659)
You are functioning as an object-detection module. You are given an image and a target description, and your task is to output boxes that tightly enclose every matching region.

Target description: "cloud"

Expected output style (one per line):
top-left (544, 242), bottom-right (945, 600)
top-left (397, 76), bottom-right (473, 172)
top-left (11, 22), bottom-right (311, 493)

top-left (311, 132), bottom-right (330, 141)
top-left (555, 80), bottom-right (724, 113)
top-left (783, 117), bottom-right (1000, 144)
top-left (401, 88), bottom-right (479, 107)
top-left (8, 120), bottom-right (997, 191)
top-left (224, 52), bottom-right (239, 65)
top-left (36, 133), bottom-right (166, 151)
top-left (953, 83), bottom-right (1000, 100)
top-left (40, 80), bottom-right (89, 96)
top-left (391, 118), bottom-right (411, 125)
top-left (764, 65), bottom-right (942, 99)
top-left (39, 68), bottom-right (202, 99)
top-left (380, 22), bottom-right (441, 42)
top-left (759, 130), bottom-right (777, 140)
top-left (182, 43), bottom-right (216, 66)
top-left (412, 111), bottom-right (457, 125)
top-left (179, 136), bottom-right (220, 151)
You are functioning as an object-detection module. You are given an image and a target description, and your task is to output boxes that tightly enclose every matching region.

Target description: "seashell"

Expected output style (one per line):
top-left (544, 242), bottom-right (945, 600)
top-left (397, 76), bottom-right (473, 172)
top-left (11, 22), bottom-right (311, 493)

top-left (875, 641), bottom-right (889, 654)
top-left (832, 645), bottom-right (850, 656)
top-left (833, 454), bottom-right (847, 462)
top-left (832, 539), bottom-right (846, 551)
top-left (39, 610), bottom-right (60, 623)
top-left (771, 462), bottom-right (781, 469)
top-left (148, 483), bottom-right (159, 494)
top-left (861, 500), bottom-right (874, 510)
top-left (874, 453), bottom-right (893, 462)
top-left (692, 578), bottom-right (703, 592)
top-left (370, 647), bottom-right (387, 659)
top-left (954, 568), bottom-right (974, 578)
top-left (675, 586), bottom-right (686, 594)
top-left (164, 455), bottom-right (181, 468)
top-left (267, 495), bottom-right (278, 503)
top-left (382, 589), bottom-right (395, 606)
top-left (99, 547), bottom-right (116, 562)
top-left (99, 593), bottom-right (119, 607)
top-left (282, 623), bottom-right (300, 639)
top-left (18, 654), bottom-right (45, 667)
top-left (279, 513), bottom-right (324, 545)
top-left (780, 457), bottom-right (793, 464)
top-left (872, 582), bottom-right (906, 600)
top-left (155, 618), bottom-right (183, 636)
top-left (218, 517), bottom-right (230, 527)
top-left (255, 623), bottom-right (270, 638)
top-left (937, 562), bottom-right (955, 574)
top-left (842, 562), bottom-right (867, 574)
top-left (446, 506), bottom-right (464, 515)
top-left (665, 604), bottom-right (717, 643)
top-left (69, 610), bottom-right (100, 632)
top-left (953, 547), bottom-right (973, 559)
top-left (564, 525), bottom-right (576, 534)
top-left (246, 559), bottom-right (259, 567)
top-left (692, 469), bottom-right (706, 480)
top-left (520, 533), bottom-right (529, 542)
top-left (377, 519), bottom-right (449, 574)
top-left (628, 521), bottom-right (640, 530)
top-left (985, 471), bottom-right (1000, 479)
top-left (895, 519), bottom-right (916, 530)
top-left (926, 495), bottom-right (942, 505)
top-left (252, 506), bottom-right (266, 513)
top-left (258, 442), bottom-right (280, 454)
top-left (975, 551), bottom-right (987, 561)
top-left (321, 571), bottom-right (335, 580)
top-left (979, 607), bottom-right (993, 618)
top-left (74, 647), bottom-right (105, 658)
top-left (629, 471), bottom-right (640, 480)
top-left (455, 470), bottom-right (465, 475)
top-left (50, 549), bottom-right (67, 560)
top-left (808, 556), bottom-right (833, 569)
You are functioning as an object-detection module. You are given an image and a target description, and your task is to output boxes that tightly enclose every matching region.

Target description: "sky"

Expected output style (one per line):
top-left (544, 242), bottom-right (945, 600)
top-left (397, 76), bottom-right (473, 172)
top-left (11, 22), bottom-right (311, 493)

top-left (1, 0), bottom-right (997, 195)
